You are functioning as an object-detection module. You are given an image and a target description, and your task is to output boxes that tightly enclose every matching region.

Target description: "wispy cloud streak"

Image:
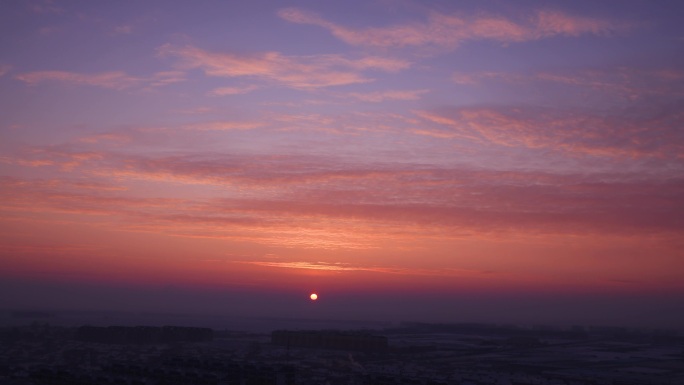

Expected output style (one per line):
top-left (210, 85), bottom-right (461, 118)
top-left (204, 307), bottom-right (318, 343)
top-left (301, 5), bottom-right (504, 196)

top-left (5, 147), bottom-right (683, 240)
top-left (15, 71), bottom-right (141, 90)
top-left (279, 8), bottom-right (627, 49)
top-left (243, 260), bottom-right (491, 277)
top-left (414, 103), bottom-right (684, 158)
top-left (209, 85), bottom-right (259, 96)
top-left (15, 70), bottom-right (186, 90)
top-left (348, 89), bottom-right (428, 102)
top-left (159, 44), bottom-right (410, 89)
top-left (452, 67), bottom-right (684, 100)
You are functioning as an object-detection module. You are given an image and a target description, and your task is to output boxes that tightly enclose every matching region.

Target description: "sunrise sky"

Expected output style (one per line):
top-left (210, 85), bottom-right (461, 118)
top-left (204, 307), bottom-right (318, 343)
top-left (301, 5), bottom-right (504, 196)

top-left (1, 0), bottom-right (683, 328)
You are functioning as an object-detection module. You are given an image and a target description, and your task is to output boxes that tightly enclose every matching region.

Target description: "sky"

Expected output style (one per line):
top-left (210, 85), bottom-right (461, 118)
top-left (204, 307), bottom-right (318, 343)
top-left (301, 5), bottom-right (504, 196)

top-left (1, 0), bottom-right (683, 329)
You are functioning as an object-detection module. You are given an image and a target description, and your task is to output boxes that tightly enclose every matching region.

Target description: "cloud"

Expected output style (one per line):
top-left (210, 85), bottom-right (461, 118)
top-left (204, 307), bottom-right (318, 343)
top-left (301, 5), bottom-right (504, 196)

top-left (2, 147), bottom-right (106, 171)
top-left (454, 68), bottom-right (684, 103)
top-left (210, 85), bottom-right (259, 96)
top-left (451, 71), bottom-right (521, 85)
top-left (243, 260), bottom-right (491, 277)
top-left (30, 0), bottom-right (63, 14)
top-left (452, 67), bottom-right (684, 101)
top-left (15, 71), bottom-right (141, 90)
top-left (414, 103), bottom-right (684, 158)
top-left (245, 261), bottom-right (368, 272)
top-left (535, 68), bottom-right (684, 100)
top-left (5, 128), bottom-right (683, 253)
top-left (182, 121), bottom-right (264, 131)
top-left (348, 89), bottom-right (428, 102)
top-left (174, 106), bottom-right (214, 115)
top-left (0, 177), bottom-right (184, 222)
top-left (14, 145), bottom-right (683, 238)
top-left (159, 44), bottom-right (410, 89)
top-left (0, 65), bottom-right (11, 77)
top-left (14, 69), bottom-right (186, 90)
top-left (278, 7), bottom-right (627, 49)
top-left (148, 70), bottom-right (186, 87)
top-left (534, 10), bottom-right (619, 37)
top-left (78, 132), bottom-right (132, 144)
top-left (112, 24), bottom-right (133, 35)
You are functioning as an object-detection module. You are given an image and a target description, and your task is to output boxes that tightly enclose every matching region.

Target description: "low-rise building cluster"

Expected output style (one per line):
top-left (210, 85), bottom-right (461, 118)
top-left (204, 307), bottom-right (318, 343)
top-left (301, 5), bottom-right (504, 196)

top-left (1, 322), bottom-right (682, 385)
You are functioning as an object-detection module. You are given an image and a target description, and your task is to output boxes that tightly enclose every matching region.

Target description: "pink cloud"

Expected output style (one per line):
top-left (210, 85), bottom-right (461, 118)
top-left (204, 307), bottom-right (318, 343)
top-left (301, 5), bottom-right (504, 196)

top-left (534, 10), bottom-right (619, 37)
top-left (174, 106), bottom-right (214, 115)
top-left (26, 148), bottom-right (684, 235)
top-left (278, 7), bottom-right (626, 49)
top-left (452, 67), bottom-right (684, 100)
top-left (159, 44), bottom-right (409, 89)
top-left (348, 89), bottom-right (428, 102)
top-left (209, 85), bottom-right (259, 96)
top-left (5, 137), bottom-right (682, 251)
top-left (182, 121), bottom-right (264, 131)
top-left (78, 132), bottom-right (132, 144)
top-left (148, 70), bottom-right (186, 87)
top-left (414, 104), bottom-right (684, 158)
top-left (451, 71), bottom-right (523, 85)
top-left (0, 176), bottom-right (181, 219)
top-left (4, 147), bottom-right (106, 171)
top-left (535, 68), bottom-right (684, 99)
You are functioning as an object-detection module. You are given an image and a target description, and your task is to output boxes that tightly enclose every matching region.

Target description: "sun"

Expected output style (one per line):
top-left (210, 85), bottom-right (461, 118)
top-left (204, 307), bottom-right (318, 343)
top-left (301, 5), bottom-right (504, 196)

top-left (310, 293), bottom-right (318, 301)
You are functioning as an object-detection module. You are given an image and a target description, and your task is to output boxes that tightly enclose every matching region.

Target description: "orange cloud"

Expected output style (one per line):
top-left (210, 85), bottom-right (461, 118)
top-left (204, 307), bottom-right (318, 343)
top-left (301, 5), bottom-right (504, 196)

top-left (278, 7), bottom-right (626, 49)
top-left (4, 147), bottom-right (106, 171)
top-left (243, 260), bottom-right (492, 277)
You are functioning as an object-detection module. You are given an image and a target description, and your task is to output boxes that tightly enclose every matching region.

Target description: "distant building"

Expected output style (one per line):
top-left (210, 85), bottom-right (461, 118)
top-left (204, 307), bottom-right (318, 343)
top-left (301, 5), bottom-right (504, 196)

top-left (76, 325), bottom-right (213, 344)
top-left (271, 330), bottom-right (388, 352)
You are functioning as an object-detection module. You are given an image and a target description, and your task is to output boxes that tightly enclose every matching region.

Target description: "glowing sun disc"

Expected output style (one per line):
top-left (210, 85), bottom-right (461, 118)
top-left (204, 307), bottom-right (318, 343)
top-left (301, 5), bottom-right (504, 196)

top-left (310, 293), bottom-right (318, 301)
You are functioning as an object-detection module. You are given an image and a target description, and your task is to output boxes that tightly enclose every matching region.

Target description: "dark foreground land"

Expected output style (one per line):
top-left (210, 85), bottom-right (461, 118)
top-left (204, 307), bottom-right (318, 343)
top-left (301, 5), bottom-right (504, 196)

top-left (1, 322), bottom-right (683, 385)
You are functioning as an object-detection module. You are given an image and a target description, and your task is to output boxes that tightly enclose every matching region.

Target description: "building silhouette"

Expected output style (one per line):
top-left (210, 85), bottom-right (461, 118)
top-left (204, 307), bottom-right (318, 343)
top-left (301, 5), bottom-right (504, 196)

top-left (271, 330), bottom-right (388, 352)
top-left (76, 325), bottom-right (213, 344)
